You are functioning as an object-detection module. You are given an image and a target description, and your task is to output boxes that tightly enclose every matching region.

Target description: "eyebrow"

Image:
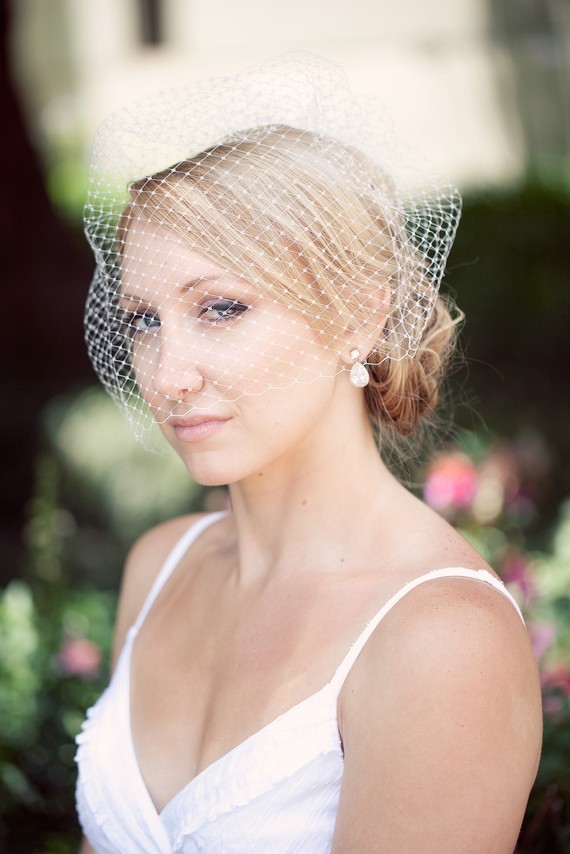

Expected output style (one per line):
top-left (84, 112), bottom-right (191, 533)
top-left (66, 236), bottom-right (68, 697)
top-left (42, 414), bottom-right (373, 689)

top-left (121, 274), bottom-right (241, 305)
top-left (179, 274), bottom-right (224, 293)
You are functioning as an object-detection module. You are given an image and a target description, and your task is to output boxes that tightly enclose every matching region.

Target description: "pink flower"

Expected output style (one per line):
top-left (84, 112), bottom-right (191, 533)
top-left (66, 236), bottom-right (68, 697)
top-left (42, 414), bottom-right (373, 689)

top-left (57, 635), bottom-right (102, 679)
top-left (424, 452), bottom-right (479, 514)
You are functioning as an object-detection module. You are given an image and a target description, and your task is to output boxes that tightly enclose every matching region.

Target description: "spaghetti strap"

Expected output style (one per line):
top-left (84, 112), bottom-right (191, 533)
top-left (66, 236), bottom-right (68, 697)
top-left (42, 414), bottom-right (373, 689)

top-left (329, 567), bottom-right (524, 695)
top-left (132, 511), bottom-right (227, 632)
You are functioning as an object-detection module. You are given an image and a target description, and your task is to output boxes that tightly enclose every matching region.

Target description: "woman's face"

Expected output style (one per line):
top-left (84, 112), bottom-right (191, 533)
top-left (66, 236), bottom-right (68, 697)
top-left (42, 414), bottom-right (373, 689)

top-left (120, 219), bottom-right (348, 485)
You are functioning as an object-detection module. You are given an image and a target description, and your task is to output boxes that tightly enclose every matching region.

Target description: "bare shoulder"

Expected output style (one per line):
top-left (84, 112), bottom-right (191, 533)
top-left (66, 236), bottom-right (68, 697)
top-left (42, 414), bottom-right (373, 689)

top-left (111, 513), bottom-right (206, 668)
top-left (334, 577), bottom-right (543, 852)
top-left (343, 573), bottom-right (540, 722)
top-left (357, 574), bottom-right (536, 688)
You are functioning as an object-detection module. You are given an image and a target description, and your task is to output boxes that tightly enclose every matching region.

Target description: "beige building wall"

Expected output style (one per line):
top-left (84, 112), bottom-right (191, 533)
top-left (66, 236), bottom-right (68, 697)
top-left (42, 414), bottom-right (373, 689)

top-left (12, 0), bottom-right (525, 188)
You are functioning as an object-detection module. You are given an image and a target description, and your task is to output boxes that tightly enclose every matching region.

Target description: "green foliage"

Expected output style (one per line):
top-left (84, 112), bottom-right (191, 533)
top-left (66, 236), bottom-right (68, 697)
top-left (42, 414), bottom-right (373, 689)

top-left (0, 388), bottom-right (214, 851)
top-left (423, 432), bottom-right (570, 852)
top-left (527, 699), bottom-right (570, 853)
top-left (0, 436), bottom-right (116, 850)
top-left (447, 183), bottom-right (570, 379)
top-left (0, 582), bottom-right (40, 752)
top-left (444, 182), bottom-right (570, 538)
top-left (47, 156), bottom-right (89, 226)
top-left (42, 387), bottom-right (210, 589)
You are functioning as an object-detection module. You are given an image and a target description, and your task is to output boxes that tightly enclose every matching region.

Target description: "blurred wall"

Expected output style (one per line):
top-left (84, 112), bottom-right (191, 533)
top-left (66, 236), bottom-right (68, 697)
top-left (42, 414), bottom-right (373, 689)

top-left (10, 0), bottom-right (542, 188)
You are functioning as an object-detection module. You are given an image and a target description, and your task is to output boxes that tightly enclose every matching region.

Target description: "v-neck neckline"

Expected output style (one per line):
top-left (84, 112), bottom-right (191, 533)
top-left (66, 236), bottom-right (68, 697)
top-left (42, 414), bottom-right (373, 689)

top-left (122, 623), bottom-right (340, 821)
top-left (122, 564), bottom-right (517, 823)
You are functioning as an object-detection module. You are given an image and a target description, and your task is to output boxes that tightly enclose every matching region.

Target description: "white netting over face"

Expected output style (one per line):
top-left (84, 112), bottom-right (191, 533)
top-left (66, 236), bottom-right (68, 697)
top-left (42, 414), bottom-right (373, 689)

top-left (84, 53), bottom-right (461, 446)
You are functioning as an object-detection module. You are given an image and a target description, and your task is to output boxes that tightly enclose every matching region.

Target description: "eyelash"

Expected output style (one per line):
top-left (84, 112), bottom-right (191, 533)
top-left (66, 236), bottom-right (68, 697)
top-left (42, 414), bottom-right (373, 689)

top-left (123, 300), bottom-right (249, 334)
top-left (199, 300), bottom-right (249, 323)
top-left (124, 309), bottom-right (160, 335)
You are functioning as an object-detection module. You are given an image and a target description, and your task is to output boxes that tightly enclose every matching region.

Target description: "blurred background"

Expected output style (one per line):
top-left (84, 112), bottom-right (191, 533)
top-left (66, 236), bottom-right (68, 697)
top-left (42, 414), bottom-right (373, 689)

top-left (1, 0), bottom-right (569, 851)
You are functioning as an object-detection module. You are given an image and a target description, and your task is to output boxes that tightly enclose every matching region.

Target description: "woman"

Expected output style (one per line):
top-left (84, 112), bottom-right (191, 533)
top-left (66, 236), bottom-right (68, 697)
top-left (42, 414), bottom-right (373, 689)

top-left (76, 56), bottom-right (542, 852)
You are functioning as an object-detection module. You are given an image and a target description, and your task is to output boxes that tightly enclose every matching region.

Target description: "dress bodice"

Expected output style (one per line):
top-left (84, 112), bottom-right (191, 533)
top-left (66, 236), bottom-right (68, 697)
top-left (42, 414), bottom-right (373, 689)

top-left (75, 513), bottom-right (523, 853)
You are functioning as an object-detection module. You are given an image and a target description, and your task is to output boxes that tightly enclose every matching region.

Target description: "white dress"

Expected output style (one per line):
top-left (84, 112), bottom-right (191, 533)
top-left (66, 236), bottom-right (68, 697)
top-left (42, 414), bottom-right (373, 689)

top-left (75, 512), bottom-right (523, 853)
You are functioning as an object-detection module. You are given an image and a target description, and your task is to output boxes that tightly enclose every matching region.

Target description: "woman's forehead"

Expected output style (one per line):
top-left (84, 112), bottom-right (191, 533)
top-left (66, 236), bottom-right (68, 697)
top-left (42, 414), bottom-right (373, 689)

top-left (120, 218), bottom-right (245, 297)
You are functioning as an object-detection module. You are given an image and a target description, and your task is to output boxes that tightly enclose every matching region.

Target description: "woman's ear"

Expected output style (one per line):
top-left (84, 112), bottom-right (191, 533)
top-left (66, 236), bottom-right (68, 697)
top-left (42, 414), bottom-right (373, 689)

top-left (337, 279), bottom-right (391, 363)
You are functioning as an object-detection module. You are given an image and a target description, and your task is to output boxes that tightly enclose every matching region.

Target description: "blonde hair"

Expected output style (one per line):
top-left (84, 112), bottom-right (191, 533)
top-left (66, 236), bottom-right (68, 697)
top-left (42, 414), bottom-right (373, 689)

top-left (122, 125), bottom-right (460, 441)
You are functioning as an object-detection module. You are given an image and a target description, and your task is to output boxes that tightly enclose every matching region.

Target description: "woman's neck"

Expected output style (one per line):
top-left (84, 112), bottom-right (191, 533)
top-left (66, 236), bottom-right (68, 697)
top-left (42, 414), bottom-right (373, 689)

top-left (225, 405), bottom-right (404, 586)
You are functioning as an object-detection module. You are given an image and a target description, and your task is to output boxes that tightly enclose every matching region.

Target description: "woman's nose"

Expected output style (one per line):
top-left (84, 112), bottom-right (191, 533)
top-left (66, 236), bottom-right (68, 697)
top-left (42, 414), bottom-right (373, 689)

top-left (151, 326), bottom-right (205, 400)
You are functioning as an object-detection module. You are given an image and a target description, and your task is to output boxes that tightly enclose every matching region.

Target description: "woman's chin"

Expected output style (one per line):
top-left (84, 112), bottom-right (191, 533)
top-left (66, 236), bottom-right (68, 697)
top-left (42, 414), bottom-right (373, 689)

top-left (191, 471), bottom-right (233, 488)
top-left (176, 455), bottom-right (240, 488)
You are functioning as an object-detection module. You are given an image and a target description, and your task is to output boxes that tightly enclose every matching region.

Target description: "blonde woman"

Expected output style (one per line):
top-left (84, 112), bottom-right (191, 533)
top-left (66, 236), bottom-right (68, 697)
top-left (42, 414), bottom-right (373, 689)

top-left (76, 56), bottom-right (542, 853)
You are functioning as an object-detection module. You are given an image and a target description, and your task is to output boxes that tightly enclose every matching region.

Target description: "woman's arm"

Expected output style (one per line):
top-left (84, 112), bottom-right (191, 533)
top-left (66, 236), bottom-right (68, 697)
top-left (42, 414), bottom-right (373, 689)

top-left (332, 577), bottom-right (542, 853)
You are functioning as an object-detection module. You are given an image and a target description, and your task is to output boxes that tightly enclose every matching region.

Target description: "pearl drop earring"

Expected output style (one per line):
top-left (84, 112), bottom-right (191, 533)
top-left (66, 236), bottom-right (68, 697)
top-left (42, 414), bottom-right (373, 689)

top-left (349, 348), bottom-right (370, 388)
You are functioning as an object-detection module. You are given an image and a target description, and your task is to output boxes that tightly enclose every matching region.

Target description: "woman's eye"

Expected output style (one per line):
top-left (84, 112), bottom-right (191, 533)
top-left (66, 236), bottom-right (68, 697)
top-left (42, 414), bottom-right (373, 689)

top-left (125, 310), bottom-right (161, 334)
top-left (200, 300), bottom-right (249, 323)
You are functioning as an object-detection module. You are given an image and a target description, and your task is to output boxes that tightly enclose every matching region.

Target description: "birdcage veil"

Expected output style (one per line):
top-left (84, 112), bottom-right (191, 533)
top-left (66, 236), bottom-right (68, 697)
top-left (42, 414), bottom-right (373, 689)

top-left (83, 52), bottom-right (461, 448)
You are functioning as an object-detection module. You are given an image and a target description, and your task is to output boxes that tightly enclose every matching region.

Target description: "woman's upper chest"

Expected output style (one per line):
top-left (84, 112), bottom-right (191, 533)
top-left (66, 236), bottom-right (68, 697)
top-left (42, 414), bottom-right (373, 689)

top-left (129, 559), bottom-right (397, 813)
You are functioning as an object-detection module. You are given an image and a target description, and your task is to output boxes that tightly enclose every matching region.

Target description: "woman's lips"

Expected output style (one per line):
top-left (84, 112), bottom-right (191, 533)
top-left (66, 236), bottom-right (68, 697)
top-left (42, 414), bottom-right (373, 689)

top-left (169, 416), bottom-right (231, 442)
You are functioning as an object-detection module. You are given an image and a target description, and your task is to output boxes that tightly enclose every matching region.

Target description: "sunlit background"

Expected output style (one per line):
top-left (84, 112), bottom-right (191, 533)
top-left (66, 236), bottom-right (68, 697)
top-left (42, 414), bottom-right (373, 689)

top-left (11, 0), bottom-right (570, 203)
top-left (1, 1), bottom-right (569, 851)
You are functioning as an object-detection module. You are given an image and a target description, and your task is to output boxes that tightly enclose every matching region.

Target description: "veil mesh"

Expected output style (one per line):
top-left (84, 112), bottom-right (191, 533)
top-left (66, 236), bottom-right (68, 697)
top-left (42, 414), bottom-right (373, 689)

top-left (83, 53), bottom-right (461, 447)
